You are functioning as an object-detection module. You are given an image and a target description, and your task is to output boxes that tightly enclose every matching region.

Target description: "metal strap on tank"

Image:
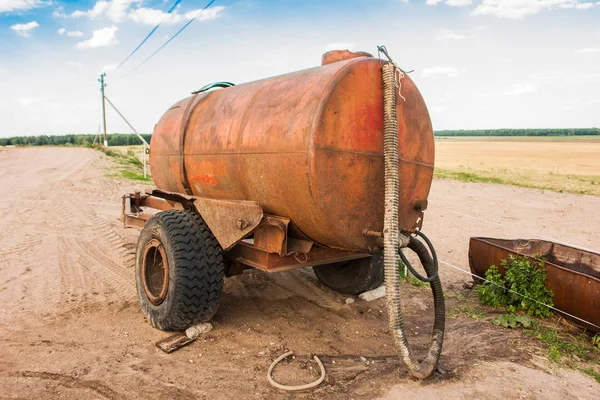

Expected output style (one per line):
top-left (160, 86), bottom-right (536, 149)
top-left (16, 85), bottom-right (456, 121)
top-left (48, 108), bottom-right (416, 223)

top-left (178, 93), bottom-right (200, 195)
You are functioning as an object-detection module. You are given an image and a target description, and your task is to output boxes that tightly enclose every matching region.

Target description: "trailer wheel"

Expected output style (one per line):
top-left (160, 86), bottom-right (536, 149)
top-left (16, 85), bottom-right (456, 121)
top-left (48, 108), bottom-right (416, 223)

top-left (313, 253), bottom-right (383, 295)
top-left (135, 210), bottom-right (224, 331)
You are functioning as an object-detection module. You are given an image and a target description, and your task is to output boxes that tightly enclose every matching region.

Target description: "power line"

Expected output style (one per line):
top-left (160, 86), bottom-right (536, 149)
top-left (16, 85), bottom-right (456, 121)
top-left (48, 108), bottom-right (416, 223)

top-left (125, 0), bottom-right (217, 75)
top-left (117, 0), bottom-right (184, 69)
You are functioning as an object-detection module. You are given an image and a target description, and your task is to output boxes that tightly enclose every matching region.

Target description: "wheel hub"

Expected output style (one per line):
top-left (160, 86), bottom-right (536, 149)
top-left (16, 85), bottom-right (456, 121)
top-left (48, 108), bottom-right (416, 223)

top-left (141, 239), bottom-right (169, 305)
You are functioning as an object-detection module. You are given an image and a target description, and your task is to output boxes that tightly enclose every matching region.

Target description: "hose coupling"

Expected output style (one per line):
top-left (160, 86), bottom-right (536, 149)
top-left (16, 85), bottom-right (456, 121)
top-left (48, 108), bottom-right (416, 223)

top-left (399, 233), bottom-right (410, 249)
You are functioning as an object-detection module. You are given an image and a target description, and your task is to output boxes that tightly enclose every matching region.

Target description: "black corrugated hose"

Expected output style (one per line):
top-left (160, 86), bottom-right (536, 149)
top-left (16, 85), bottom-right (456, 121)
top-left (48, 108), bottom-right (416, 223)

top-left (399, 231), bottom-right (439, 283)
top-left (381, 58), bottom-right (445, 379)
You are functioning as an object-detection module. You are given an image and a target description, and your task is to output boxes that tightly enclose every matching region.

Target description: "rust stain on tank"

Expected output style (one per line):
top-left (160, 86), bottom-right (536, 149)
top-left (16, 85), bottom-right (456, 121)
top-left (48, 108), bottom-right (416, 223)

top-left (195, 174), bottom-right (219, 185)
top-left (150, 50), bottom-right (434, 252)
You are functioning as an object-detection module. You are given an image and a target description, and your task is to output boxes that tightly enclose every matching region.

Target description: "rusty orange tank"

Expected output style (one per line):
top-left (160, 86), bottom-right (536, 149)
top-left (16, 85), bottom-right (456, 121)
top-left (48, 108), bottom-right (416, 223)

top-left (150, 50), bottom-right (434, 252)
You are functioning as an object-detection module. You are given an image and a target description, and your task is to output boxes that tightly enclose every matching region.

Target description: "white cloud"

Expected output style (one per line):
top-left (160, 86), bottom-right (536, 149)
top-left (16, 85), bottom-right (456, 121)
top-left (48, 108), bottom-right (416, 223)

top-left (128, 5), bottom-right (225, 25)
top-left (472, 0), bottom-right (545, 19)
top-left (422, 66), bottom-right (460, 78)
top-left (445, 0), bottom-right (473, 6)
top-left (126, 7), bottom-right (167, 25)
top-left (530, 69), bottom-right (600, 86)
top-left (466, 105), bottom-right (489, 112)
top-left (471, 0), bottom-right (595, 20)
top-left (585, 98), bottom-right (600, 106)
top-left (68, 61), bottom-right (83, 68)
top-left (68, 0), bottom-right (141, 22)
top-left (503, 83), bottom-right (535, 95)
top-left (435, 29), bottom-right (468, 40)
top-left (426, 0), bottom-right (472, 5)
top-left (10, 21), bottom-right (39, 37)
top-left (53, 9), bottom-right (67, 18)
top-left (76, 26), bottom-right (118, 49)
top-left (435, 26), bottom-right (487, 40)
top-left (0, 0), bottom-right (45, 14)
top-left (574, 47), bottom-right (600, 54)
top-left (102, 63), bottom-right (117, 72)
top-left (323, 42), bottom-right (356, 52)
top-left (58, 28), bottom-right (84, 37)
top-left (63, 0), bottom-right (224, 25)
top-left (71, 1), bottom-right (110, 19)
top-left (16, 96), bottom-right (45, 107)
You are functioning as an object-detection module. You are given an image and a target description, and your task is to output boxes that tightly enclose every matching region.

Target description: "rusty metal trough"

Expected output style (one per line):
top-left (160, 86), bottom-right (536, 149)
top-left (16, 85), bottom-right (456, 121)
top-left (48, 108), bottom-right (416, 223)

top-left (469, 237), bottom-right (600, 333)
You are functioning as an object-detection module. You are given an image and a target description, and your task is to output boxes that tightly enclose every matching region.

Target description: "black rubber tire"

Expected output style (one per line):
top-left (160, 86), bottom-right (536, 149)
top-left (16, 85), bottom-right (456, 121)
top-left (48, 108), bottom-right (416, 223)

top-left (135, 210), bottom-right (224, 331)
top-left (312, 253), bottom-right (383, 295)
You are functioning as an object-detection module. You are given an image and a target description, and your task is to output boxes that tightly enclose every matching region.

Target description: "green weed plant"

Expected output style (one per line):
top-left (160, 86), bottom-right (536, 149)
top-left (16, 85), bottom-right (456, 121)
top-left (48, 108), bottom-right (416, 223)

top-left (477, 255), bottom-right (554, 317)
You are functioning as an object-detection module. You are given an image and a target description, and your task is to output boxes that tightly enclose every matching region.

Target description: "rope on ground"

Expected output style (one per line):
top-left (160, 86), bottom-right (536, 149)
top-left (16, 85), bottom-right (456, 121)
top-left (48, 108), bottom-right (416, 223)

top-left (439, 259), bottom-right (600, 330)
top-left (267, 351), bottom-right (326, 391)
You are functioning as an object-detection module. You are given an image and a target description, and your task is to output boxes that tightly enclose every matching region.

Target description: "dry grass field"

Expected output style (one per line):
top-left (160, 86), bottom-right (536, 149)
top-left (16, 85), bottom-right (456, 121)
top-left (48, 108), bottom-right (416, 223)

top-left (111, 144), bottom-right (147, 157)
top-left (111, 137), bottom-right (600, 196)
top-left (434, 137), bottom-right (600, 196)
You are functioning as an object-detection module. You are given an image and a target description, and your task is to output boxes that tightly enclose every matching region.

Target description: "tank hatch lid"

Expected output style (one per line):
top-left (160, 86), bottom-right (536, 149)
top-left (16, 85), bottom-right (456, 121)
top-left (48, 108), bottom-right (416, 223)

top-left (321, 50), bottom-right (373, 65)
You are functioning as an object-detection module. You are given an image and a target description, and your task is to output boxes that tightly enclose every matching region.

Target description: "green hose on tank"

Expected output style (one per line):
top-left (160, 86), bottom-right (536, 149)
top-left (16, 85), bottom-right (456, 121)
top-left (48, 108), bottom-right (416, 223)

top-left (381, 59), bottom-right (446, 379)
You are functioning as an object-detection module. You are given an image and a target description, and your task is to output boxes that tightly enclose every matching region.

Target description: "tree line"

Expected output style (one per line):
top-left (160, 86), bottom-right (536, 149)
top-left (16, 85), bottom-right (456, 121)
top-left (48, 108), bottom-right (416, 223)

top-left (1, 129), bottom-right (598, 146)
top-left (0, 133), bottom-right (152, 147)
top-left (435, 128), bottom-right (599, 137)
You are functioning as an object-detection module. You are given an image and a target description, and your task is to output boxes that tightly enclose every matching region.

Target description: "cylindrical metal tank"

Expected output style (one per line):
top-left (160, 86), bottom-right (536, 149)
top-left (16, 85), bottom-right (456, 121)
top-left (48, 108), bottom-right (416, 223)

top-left (150, 51), bottom-right (434, 252)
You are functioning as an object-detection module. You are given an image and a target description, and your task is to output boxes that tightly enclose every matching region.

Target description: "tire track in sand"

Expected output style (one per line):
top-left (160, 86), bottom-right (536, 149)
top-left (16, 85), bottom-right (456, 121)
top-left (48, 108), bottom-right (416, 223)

top-left (0, 147), bottom-right (137, 323)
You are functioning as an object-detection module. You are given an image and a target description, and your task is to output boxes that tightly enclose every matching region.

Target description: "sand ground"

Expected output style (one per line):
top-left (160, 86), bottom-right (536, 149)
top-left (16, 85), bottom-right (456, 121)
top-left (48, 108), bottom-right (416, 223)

top-left (0, 147), bottom-right (598, 399)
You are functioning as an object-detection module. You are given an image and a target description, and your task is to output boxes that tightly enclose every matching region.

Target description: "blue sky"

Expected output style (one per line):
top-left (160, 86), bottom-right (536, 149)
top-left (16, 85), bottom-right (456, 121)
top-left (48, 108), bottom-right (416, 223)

top-left (0, 0), bottom-right (599, 136)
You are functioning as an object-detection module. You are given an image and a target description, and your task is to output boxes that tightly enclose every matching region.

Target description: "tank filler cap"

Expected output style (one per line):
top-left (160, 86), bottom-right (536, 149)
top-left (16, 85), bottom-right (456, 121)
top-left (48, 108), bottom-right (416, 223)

top-left (321, 49), bottom-right (373, 65)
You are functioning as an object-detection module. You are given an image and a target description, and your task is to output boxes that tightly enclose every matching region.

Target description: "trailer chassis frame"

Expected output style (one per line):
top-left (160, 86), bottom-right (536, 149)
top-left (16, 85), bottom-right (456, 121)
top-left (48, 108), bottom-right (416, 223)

top-left (122, 189), bottom-right (370, 274)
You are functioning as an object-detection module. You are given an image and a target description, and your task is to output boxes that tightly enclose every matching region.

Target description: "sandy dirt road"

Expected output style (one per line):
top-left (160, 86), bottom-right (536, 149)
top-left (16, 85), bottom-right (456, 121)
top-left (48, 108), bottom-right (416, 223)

top-left (0, 147), bottom-right (598, 399)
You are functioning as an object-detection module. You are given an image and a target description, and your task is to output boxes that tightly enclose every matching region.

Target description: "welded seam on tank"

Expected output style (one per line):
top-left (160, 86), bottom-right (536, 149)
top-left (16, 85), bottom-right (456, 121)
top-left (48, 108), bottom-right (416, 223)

top-left (160, 151), bottom-right (308, 156)
top-left (233, 85), bottom-right (271, 201)
top-left (313, 146), bottom-right (435, 168)
top-left (179, 93), bottom-right (201, 195)
top-left (304, 58), bottom-right (366, 248)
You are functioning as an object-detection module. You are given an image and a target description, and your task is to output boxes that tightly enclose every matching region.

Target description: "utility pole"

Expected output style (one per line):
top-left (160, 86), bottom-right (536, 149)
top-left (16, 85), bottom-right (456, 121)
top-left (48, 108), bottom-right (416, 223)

top-left (99, 73), bottom-right (108, 147)
top-left (104, 96), bottom-right (150, 178)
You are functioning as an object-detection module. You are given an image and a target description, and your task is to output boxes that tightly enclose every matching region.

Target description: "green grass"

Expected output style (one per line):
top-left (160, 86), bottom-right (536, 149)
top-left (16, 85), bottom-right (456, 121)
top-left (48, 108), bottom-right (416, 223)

top-left (434, 168), bottom-right (593, 196)
top-left (449, 285), bottom-right (598, 381)
top-left (526, 325), bottom-right (590, 362)
top-left (398, 263), bottom-right (430, 288)
top-left (119, 169), bottom-right (151, 181)
top-left (94, 144), bottom-right (151, 182)
top-left (434, 135), bottom-right (600, 143)
top-left (593, 334), bottom-right (600, 349)
top-left (448, 305), bottom-right (485, 319)
top-left (581, 367), bottom-right (600, 383)
top-left (486, 312), bottom-right (600, 382)
top-left (435, 169), bottom-right (507, 185)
